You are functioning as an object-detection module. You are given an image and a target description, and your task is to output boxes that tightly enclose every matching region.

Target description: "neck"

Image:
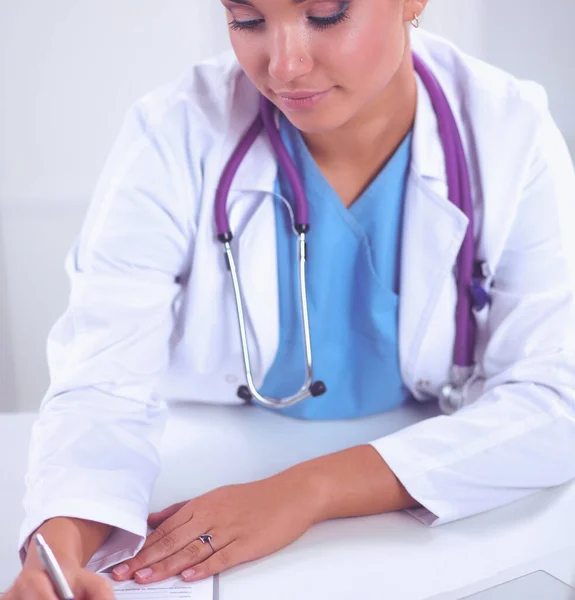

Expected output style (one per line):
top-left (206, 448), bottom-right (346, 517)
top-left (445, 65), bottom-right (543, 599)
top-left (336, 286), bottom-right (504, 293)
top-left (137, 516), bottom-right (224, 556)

top-left (301, 47), bottom-right (417, 171)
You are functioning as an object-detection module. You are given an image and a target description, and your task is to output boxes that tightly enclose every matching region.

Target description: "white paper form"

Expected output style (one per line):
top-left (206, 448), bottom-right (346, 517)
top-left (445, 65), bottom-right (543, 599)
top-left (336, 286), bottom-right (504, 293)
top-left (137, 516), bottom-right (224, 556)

top-left (99, 573), bottom-right (213, 600)
top-left (2, 576), bottom-right (213, 599)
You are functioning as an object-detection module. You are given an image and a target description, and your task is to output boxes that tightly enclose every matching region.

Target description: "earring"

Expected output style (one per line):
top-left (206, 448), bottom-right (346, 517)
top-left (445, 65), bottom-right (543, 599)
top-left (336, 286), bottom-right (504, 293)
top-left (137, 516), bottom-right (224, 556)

top-left (411, 13), bottom-right (420, 28)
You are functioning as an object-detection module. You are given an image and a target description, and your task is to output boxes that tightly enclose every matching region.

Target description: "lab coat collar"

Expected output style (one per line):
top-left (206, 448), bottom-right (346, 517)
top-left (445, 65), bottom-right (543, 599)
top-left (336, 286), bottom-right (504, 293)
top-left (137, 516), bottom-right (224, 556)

top-left (228, 73), bottom-right (278, 199)
top-left (409, 31), bottom-right (451, 185)
top-left (411, 73), bottom-right (449, 187)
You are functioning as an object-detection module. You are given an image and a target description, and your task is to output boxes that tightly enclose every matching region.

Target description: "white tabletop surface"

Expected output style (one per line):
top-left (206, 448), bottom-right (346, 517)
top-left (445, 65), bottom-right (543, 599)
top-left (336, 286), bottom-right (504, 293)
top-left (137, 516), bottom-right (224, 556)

top-left (1, 401), bottom-right (575, 599)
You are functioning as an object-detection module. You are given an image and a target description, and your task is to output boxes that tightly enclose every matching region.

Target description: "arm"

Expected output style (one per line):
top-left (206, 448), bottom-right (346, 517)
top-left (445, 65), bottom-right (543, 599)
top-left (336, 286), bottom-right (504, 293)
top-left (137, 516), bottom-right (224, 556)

top-left (367, 89), bottom-right (575, 525)
top-left (19, 101), bottom-right (196, 572)
top-left (285, 445), bottom-right (420, 522)
top-left (23, 519), bottom-right (112, 572)
top-left (283, 91), bottom-right (575, 527)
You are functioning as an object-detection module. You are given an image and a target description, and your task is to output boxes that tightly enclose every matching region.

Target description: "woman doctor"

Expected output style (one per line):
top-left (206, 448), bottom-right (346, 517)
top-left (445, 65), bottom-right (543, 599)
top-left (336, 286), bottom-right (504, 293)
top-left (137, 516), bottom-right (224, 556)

top-left (8, 0), bottom-right (575, 596)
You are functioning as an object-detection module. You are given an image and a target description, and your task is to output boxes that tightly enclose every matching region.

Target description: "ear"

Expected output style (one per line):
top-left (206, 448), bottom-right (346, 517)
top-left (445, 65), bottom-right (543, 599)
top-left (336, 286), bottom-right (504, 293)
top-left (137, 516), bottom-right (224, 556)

top-left (403, 0), bottom-right (428, 25)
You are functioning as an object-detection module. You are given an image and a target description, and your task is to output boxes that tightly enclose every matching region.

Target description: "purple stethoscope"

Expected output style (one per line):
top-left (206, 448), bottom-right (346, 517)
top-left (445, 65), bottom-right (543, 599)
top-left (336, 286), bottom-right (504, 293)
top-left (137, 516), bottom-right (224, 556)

top-left (214, 53), bottom-right (491, 413)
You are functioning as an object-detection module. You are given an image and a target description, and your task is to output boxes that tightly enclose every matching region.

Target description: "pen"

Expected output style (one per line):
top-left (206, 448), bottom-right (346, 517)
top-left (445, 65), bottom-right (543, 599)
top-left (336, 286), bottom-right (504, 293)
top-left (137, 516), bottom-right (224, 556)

top-left (33, 533), bottom-right (75, 600)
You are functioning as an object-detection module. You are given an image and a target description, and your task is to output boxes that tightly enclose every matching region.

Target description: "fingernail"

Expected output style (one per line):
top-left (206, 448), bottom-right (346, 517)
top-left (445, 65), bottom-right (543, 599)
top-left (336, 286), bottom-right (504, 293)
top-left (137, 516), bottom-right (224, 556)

top-left (182, 568), bottom-right (196, 580)
top-left (113, 564), bottom-right (130, 576)
top-left (135, 568), bottom-right (153, 580)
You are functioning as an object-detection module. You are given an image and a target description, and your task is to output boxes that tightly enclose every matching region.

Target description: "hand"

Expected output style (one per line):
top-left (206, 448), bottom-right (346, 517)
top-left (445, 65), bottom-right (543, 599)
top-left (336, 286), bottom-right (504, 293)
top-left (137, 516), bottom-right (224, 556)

top-left (112, 470), bottom-right (323, 584)
top-left (112, 445), bottom-right (416, 584)
top-left (5, 564), bottom-right (114, 600)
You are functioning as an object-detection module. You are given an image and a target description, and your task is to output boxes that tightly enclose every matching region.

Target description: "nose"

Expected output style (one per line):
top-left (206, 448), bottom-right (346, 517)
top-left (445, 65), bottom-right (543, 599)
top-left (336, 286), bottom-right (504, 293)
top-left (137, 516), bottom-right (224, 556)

top-left (268, 26), bottom-right (312, 84)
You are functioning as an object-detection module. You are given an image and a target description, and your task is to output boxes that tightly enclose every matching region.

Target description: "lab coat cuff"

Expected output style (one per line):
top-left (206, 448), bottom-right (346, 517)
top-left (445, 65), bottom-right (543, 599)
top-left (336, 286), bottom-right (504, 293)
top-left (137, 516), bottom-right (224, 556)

top-left (19, 499), bottom-right (148, 573)
top-left (369, 437), bottom-right (455, 527)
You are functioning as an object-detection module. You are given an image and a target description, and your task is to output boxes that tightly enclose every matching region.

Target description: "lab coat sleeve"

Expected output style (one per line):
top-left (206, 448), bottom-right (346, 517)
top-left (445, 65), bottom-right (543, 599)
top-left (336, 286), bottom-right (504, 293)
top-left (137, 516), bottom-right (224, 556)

top-left (370, 94), bottom-right (575, 525)
top-left (18, 101), bottom-right (195, 571)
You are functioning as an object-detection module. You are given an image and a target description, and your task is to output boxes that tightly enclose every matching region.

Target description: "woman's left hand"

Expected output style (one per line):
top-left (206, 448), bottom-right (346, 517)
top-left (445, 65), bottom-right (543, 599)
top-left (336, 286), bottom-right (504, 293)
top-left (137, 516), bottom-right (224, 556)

top-left (112, 469), bottom-right (323, 584)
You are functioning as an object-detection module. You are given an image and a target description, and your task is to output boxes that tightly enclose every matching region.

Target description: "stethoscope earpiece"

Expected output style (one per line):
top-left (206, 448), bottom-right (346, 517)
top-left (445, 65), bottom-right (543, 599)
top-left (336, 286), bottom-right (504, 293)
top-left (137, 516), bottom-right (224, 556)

top-left (238, 381), bottom-right (327, 404)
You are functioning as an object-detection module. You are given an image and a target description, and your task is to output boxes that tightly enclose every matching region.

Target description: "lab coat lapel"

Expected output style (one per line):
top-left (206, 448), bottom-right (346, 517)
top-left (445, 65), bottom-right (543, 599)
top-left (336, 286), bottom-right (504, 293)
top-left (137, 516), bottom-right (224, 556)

top-left (226, 77), bottom-right (281, 384)
top-left (399, 75), bottom-right (470, 389)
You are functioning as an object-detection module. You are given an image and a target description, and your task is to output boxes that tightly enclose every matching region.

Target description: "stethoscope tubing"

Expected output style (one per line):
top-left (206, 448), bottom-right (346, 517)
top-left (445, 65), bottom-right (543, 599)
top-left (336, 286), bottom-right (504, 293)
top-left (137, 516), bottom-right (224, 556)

top-left (215, 52), bottom-right (485, 409)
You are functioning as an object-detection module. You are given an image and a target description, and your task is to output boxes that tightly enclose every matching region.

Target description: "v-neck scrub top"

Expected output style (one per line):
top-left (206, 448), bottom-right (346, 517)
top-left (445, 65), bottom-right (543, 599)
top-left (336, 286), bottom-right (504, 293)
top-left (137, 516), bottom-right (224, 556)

top-left (260, 114), bottom-right (413, 420)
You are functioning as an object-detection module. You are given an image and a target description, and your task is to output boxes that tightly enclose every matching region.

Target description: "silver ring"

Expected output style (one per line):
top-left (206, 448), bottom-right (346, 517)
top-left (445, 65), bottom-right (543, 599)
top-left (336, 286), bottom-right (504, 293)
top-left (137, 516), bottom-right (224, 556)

top-left (198, 534), bottom-right (215, 553)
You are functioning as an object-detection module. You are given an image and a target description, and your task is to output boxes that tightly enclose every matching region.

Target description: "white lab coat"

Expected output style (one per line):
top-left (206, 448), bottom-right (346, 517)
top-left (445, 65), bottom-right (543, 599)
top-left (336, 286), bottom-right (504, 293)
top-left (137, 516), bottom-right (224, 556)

top-left (20, 29), bottom-right (575, 572)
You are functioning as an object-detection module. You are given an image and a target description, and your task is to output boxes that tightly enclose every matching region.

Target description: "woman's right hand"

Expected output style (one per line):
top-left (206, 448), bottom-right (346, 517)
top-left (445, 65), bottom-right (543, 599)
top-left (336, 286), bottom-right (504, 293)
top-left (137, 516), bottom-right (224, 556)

top-left (5, 517), bottom-right (115, 598)
top-left (4, 564), bottom-right (115, 600)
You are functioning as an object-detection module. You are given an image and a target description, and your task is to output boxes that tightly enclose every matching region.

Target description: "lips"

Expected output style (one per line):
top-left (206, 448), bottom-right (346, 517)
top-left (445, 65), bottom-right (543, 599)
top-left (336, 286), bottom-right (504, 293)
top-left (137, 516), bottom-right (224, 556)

top-left (277, 90), bottom-right (329, 99)
top-left (274, 88), bottom-right (333, 111)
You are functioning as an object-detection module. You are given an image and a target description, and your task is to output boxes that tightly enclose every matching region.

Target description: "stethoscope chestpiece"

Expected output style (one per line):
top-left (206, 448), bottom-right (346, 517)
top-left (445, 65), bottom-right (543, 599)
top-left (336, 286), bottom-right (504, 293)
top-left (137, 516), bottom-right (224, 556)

top-left (438, 364), bottom-right (475, 414)
top-left (438, 383), bottom-right (462, 415)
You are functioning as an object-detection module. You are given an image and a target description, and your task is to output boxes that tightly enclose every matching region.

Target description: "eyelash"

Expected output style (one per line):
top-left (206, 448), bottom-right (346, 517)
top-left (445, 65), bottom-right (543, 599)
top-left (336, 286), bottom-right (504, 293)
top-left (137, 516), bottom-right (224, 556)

top-left (228, 4), bottom-right (350, 32)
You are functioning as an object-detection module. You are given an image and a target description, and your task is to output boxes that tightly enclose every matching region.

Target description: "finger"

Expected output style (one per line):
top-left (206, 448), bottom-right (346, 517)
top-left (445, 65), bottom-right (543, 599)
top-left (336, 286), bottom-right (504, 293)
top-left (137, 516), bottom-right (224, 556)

top-left (147, 501), bottom-right (187, 526)
top-left (79, 573), bottom-right (115, 600)
top-left (142, 505), bottom-right (193, 552)
top-left (181, 541), bottom-right (243, 582)
top-left (113, 518), bottom-right (209, 581)
top-left (14, 571), bottom-right (60, 600)
top-left (112, 521), bottom-right (192, 581)
top-left (132, 532), bottom-right (226, 584)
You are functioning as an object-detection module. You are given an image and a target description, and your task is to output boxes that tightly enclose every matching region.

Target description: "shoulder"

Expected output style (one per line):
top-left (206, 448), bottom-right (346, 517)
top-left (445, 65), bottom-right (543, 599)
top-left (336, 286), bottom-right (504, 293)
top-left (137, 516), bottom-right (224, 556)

top-left (122, 51), bottom-right (253, 148)
top-left (411, 28), bottom-right (550, 143)
top-left (411, 29), bottom-right (575, 271)
top-left (411, 28), bottom-right (572, 213)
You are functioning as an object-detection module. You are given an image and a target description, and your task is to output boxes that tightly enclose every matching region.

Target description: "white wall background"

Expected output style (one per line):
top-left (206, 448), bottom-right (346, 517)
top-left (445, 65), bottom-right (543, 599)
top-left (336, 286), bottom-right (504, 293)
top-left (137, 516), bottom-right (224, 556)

top-left (1, 1), bottom-right (574, 412)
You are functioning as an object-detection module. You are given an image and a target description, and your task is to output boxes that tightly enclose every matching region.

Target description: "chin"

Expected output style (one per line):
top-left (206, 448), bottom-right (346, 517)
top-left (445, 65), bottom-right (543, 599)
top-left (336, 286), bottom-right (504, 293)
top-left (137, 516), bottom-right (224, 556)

top-left (283, 108), bottom-right (351, 135)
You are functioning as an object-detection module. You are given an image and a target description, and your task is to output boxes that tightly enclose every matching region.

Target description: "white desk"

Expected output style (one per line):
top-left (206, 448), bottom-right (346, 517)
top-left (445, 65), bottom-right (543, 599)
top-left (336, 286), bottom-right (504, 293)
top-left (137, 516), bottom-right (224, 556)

top-left (1, 402), bottom-right (575, 599)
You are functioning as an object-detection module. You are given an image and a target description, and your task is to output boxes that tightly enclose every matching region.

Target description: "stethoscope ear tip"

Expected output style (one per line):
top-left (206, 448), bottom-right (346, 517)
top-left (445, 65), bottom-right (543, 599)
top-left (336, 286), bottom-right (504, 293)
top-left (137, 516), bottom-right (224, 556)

top-left (310, 381), bottom-right (327, 397)
top-left (237, 385), bottom-right (253, 402)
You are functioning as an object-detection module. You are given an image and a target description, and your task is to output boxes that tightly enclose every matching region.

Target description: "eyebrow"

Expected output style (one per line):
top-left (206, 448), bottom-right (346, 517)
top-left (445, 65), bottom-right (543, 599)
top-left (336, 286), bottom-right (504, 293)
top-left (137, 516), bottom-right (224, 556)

top-left (226, 0), bottom-right (308, 5)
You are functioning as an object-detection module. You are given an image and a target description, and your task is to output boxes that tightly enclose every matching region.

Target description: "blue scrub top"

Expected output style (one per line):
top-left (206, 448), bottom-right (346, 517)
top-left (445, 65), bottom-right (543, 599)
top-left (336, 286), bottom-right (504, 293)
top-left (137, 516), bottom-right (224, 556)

top-left (260, 113), bottom-right (413, 420)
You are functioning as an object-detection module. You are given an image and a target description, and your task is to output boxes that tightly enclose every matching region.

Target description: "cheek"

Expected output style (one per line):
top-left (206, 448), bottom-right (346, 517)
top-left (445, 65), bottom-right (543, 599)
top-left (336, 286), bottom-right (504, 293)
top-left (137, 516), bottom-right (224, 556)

top-left (230, 36), bottom-right (265, 83)
top-left (323, 11), bottom-right (406, 89)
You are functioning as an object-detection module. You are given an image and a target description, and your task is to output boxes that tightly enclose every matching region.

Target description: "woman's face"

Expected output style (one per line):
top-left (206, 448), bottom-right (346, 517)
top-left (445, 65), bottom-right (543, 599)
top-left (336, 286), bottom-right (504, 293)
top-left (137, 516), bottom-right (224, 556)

top-left (221, 0), bottom-right (425, 134)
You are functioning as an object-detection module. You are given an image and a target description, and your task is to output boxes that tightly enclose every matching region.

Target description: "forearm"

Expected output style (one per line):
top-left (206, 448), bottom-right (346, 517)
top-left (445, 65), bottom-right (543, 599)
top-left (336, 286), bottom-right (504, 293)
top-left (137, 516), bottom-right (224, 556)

top-left (23, 517), bottom-right (113, 571)
top-left (287, 445), bottom-right (419, 523)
